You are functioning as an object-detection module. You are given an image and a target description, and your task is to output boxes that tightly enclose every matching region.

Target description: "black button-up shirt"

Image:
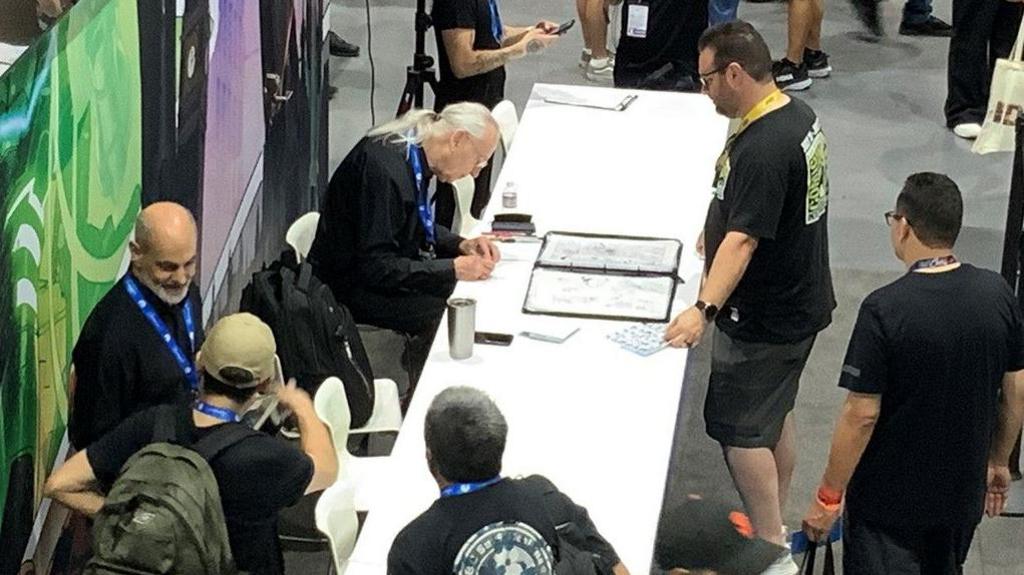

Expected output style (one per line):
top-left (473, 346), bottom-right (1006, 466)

top-left (308, 136), bottom-right (464, 305)
top-left (69, 273), bottom-right (204, 449)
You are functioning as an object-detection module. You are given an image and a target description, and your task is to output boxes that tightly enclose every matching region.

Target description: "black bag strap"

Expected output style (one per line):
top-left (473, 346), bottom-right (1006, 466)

top-left (296, 261), bottom-right (313, 294)
top-left (192, 424), bottom-right (259, 464)
top-left (800, 540), bottom-right (836, 575)
top-left (151, 405), bottom-right (180, 444)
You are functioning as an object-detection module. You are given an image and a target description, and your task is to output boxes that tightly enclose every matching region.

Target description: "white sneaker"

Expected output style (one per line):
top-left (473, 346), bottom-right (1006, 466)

top-left (586, 57), bottom-right (614, 81)
top-left (579, 49), bottom-right (591, 69)
top-left (761, 553), bottom-right (799, 575)
top-left (953, 123), bottom-right (982, 139)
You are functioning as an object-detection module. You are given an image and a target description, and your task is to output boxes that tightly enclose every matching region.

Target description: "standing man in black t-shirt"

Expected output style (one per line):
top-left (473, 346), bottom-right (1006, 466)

top-left (664, 21), bottom-right (834, 572)
top-left (388, 386), bottom-right (628, 575)
top-left (46, 313), bottom-right (338, 575)
top-left (801, 173), bottom-right (1024, 573)
top-left (70, 202), bottom-right (205, 449)
top-left (430, 0), bottom-right (559, 228)
top-left (614, 0), bottom-right (708, 91)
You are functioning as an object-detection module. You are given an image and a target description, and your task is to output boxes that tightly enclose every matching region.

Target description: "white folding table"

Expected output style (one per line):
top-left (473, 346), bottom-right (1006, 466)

top-left (343, 83), bottom-right (728, 574)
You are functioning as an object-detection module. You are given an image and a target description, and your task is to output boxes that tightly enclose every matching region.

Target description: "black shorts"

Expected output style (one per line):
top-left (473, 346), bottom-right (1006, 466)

top-left (843, 513), bottom-right (978, 575)
top-left (704, 328), bottom-right (815, 448)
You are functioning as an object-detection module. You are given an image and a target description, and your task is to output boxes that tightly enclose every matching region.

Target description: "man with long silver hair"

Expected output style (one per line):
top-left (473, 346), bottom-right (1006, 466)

top-left (70, 201), bottom-right (204, 449)
top-left (309, 102), bottom-right (502, 377)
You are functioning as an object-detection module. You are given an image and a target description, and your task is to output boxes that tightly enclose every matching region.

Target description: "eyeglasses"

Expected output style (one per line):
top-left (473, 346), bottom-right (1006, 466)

top-left (699, 63), bottom-right (732, 90)
top-left (884, 211), bottom-right (911, 226)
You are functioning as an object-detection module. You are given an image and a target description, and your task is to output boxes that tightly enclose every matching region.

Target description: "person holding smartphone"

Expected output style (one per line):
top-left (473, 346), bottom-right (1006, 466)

top-left (430, 0), bottom-right (559, 230)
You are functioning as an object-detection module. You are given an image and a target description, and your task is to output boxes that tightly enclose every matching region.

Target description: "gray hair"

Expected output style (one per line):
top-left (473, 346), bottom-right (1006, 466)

top-left (424, 386), bottom-right (508, 482)
top-left (367, 102), bottom-right (496, 146)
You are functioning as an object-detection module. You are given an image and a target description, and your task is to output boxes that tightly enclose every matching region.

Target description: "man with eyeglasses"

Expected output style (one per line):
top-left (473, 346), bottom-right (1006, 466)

top-left (801, 172), bottom-right (1024, 573)
top-left (665, 20), bottom-right (834, 574)
top-left (308, 103), bottom-right (502, 379)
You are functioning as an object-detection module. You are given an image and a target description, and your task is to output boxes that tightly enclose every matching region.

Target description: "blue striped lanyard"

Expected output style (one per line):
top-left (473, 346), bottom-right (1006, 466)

top-left (194, 400), bottom-right (240, 423)
top-left (488, 0), bottom-right (504, 42)
top-left (440, 476), bottom-right (503, 498)
top-left (407, 142), bottom-right (436, 247)
top-left (909, 254), bottom-right (957, 272)
top-left (123, 275), bottom-right (198, 392)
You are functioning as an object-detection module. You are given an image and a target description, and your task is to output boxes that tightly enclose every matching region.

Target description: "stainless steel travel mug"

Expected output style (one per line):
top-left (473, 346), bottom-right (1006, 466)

top-left (447, 298), bottom-right (476, 360)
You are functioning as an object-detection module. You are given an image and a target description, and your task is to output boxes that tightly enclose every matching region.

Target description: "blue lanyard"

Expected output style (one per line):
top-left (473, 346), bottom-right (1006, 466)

top-left (123, 275), bottom-right (198, 392)
top-left (440, 476), bottom-right (503, 498)
top-left (407, 142), bottom-right (436, 246)
top-left (487, 0), bottom-right (504, 42)
top-left (909, 255), bottom-right (958, 272)
top-left (194, 400), bottom-right (240, 423)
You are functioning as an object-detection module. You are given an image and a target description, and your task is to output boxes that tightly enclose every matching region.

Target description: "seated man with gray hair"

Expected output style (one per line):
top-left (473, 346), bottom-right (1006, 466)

top-left (387, 386), bottom-right (629, 575)
top-left (308, 103), bottom-right (502, 381)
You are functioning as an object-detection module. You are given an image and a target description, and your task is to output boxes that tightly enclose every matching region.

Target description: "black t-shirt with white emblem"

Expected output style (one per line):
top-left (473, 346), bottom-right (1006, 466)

top-left (387, 475), bottom-right (620, 574)
top-left (704, 97), bottom-right (835, 344)
top-left (840, 264), bottom-right (1024, 527)
top-left (432, 0), bottom-right (506, 109)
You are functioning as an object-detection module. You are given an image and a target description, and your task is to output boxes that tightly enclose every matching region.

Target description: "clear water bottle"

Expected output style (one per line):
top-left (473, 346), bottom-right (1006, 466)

top-left (501, 182), bottom-right (518, 209)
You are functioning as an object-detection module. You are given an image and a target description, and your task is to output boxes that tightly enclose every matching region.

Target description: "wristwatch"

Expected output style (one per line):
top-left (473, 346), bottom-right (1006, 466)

top-left (694, 300), bottom-right (719, 322)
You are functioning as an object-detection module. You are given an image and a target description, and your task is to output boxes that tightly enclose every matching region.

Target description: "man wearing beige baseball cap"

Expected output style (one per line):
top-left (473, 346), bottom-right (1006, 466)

top-left (45, 313), bottom-right (338, 575)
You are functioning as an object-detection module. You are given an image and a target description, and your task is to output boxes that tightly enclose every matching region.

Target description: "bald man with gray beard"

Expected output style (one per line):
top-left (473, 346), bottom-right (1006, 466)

top-left (69, 202), bottom-right (204, 449)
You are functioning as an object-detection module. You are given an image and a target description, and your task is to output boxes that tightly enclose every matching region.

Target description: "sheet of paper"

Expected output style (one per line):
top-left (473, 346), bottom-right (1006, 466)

top-left (537, 233), bottom-right (681, 274)
top-left (524, 268), bottom-right (675, 321)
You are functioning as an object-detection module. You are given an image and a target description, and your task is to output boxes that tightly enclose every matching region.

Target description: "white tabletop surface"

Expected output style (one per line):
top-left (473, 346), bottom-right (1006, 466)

top-left (345, 83), bottom-right (728, 574)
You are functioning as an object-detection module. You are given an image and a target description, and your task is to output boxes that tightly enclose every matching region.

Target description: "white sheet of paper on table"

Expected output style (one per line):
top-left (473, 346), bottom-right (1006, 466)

top-left (525, 268), bottom-right (674, 321)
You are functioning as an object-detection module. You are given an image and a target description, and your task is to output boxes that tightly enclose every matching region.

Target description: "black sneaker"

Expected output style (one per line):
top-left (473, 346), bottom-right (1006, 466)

top-left (899, 16), bottom-right (953, 37)
top-left (328, 31), bottom-right (360, 57)
top-left (849, 0), bottom-right (884, 39)
top-left (803, 49), bottom-right (832, 79)
top-left (772, 58), bottom-right (812, 91)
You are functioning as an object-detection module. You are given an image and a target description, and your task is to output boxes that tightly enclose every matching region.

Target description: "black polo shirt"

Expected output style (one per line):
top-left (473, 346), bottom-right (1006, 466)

top-left (704, 97), bottom-right (835, 344)
top-left (70, 273), bottom-right (204, 449)
top-left (432, 0), bottom-right (506, 109)
top-left (840, 264), bottom-right (1024, 527)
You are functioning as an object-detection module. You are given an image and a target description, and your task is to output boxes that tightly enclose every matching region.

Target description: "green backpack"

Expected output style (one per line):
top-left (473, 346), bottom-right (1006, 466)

top-left (85, 406), bottom-right (257, 575)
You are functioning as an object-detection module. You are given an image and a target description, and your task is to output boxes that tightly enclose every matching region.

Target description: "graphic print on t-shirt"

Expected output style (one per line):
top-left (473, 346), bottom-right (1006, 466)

top-left (453, 521), bottom-right (555, 575)
top-left (802, 118), bottom-right (828, 225)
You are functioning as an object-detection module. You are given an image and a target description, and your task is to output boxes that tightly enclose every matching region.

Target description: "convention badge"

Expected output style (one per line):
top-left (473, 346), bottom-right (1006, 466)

top-left (626, 3), bottom-right (648, 38)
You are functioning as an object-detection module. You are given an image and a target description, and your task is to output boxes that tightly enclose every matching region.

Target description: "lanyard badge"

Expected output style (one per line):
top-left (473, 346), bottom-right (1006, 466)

top-left (124, 275), bottom-right (198, 392)
top-left (909, 254), bottom-right (958, 272)
top-left (440, 476), bottom-right (503, 498)
top-left (712, 89), bottom-right (784, 193)
top-left (488, 0), bottom-right (504, 42)
top-left (407, 142), bottom-right (437, 248)
top-left (194, 400), bottom-right (241, 423)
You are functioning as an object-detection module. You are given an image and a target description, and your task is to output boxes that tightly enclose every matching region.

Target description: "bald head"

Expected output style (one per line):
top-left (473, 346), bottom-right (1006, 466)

top-left (130, 202), bottom-right (198, 305)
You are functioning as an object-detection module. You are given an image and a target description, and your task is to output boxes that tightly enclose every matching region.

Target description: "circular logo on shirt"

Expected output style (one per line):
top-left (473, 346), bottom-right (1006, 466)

top-left (453, 521), bottom-right (555, 575)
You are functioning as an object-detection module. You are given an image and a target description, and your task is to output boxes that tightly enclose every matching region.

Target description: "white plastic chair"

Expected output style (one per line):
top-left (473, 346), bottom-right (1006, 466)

top-left (314, 483), bottom-right (359, 574)
top-left (491, 100), bottom-right (519, 152)
top-left (451, 175), bottom-right (478, 237)
top-left (314, 377), bottom-right (396, 511)
top-left (285, 212), bottom-right (321, 262)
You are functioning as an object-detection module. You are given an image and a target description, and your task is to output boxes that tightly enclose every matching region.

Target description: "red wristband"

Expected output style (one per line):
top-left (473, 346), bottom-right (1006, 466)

top-left (817, 485), bottom-right (843, 507)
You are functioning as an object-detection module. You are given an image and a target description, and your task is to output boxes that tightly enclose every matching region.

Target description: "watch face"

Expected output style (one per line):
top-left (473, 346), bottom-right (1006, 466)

top-left (704, 305), bottom-right (718, 321)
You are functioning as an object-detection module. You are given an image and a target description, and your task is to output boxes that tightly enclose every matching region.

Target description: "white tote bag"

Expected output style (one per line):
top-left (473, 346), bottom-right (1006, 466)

top-left (974, 14), bottom-right (1024, 154)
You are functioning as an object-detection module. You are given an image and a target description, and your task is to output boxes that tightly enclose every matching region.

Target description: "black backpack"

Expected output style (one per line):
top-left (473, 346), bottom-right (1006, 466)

top-left (240, 254), bottom-right (375, 427)
top-left (86, 407), bottom-right (257, 575)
